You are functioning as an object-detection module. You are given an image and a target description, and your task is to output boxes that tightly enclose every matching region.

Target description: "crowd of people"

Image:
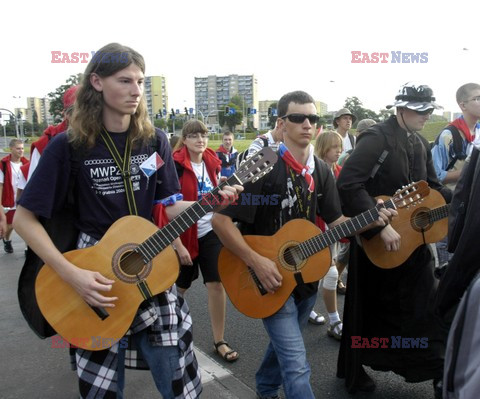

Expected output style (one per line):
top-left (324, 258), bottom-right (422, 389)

top-left (4, 41), bottom-right (480, 399)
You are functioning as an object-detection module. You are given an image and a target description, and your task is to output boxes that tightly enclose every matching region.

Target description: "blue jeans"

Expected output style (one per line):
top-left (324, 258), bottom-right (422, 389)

top-left (256, 293), bottom-right (316, 399)
top-left (117, 328), bottom-right (180, 399)
top-left (436, 237), bottom-right (453, 266)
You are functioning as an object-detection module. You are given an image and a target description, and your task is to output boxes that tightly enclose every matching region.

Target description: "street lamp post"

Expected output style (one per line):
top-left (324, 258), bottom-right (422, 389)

top-left (236, 93), bottom-right (247, 136)
top-left (195, 109), bottom-right (205, 123)
top-left (0, 108), bottom-right (19, 139)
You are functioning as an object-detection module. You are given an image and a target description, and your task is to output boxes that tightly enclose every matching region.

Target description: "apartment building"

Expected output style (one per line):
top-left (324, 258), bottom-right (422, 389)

top-left (23, 97), bottom-right (54, 125)
top-left (195, 74), bottom-right (258, 129)
top-left (258, 100), bottom-right (328, 130)
top-left (145, 76), bottom-right (168, 122)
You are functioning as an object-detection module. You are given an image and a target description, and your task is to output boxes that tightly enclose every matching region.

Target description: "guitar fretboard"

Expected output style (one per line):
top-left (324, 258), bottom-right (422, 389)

top-left (298, 198), bottom-right (396, 259)
top-left (427, 204), bottom-right (449, 223)
top-left (135, 175), bottom-right (242, 262)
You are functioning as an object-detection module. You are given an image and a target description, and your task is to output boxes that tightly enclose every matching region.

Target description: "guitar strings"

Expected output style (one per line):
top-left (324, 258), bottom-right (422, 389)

top-left (99, 209), bottom-right (441, 283)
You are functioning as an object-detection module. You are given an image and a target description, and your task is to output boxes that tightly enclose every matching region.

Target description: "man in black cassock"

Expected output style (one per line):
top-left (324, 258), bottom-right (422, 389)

top-left (336, 83), bottom-right (452, 398)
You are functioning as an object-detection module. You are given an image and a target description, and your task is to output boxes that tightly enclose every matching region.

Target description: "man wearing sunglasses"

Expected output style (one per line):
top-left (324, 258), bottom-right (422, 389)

top-left (213, 90), bottom-right (395, 399)
top-left (336, 83), bottom-right (452, 398)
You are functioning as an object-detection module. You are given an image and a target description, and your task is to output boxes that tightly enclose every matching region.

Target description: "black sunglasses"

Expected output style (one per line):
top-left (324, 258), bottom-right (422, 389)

top-left (281, 113), bottom-right (320, 124)
top-left (414, 108), bottom-right (434, 116)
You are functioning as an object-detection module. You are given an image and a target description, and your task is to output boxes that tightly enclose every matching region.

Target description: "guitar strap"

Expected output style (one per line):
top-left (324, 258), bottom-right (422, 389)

top-left (370, 150), bottom-right (389, 179)
top-left (100, 128), bottom-right (138, 215)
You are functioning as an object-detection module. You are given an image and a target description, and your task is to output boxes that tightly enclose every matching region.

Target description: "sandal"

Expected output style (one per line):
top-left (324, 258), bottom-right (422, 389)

top-left (327, 320), bottom-right (343, 340)
top-left (214, 340), bottom-right (239, 363)
top-left (308, 312), bottom-right (326, 325)
top-left (337, 280), bottom-right (347, 295)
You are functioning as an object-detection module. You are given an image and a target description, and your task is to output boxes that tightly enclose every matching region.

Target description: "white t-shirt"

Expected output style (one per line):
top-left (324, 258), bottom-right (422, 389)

top-left (0, 161), bottom-right (23, 209)
top-left (191, 161), bottom-right (215, 238)
top-left (247, 131), bottom-right (281, 158)
top-left (27, 148), bottom-right (41, 182)
top-left (342, 134), bottom-right (354, 154)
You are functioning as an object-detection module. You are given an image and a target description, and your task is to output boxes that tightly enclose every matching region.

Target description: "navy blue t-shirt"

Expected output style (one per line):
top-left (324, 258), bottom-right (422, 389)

top-left (19, 129), bottom-right (180, 240)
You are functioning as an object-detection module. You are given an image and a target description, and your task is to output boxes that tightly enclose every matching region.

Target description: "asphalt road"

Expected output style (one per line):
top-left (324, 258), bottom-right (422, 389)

top-left (1, 232), bottom-right (436, 398)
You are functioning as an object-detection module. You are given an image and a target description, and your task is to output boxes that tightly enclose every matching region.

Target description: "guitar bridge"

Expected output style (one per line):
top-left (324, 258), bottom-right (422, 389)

top-left (89, 305), bottom-right (109, 320)
top-left (248, 266), bottom-right (267, 296)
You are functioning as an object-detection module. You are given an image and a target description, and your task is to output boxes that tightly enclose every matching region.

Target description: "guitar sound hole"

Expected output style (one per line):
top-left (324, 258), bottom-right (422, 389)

top-left (283, 246), bottom-right (301, 268)
top-left (119, 250), bottom-right (146, 277)
top-left (412, 210), bottom-right (430, 230)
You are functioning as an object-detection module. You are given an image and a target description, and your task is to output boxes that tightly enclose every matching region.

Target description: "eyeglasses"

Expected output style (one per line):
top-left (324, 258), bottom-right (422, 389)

top-left (465, 96), bottom-right (480, 103)
top-left (414, 108), bottom-right (434, 116)
top-left (280, 113), bottom-right (320, 124)
top-left (185, 132), bottom-right (209, 139)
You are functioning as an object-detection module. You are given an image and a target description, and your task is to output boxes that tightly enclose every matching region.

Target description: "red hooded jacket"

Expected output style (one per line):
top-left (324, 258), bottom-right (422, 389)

top-left (173, 146), bottom-right (221, 259)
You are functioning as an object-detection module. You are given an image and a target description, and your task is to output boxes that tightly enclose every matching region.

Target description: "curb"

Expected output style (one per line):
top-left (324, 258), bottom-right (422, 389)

top-left (196, 346), bottom-right (256, 398)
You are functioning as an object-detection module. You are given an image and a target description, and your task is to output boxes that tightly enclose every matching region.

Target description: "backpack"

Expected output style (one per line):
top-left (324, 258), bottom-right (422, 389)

top-left (17, 142), bottom-right (85, 338)
top-left (17, 134), bottom-right (161, 339)
top-left (235, 136), bottom-right (269, 169)
top-left (443, 271), bottom-right (480, 398)
top-left (434, 125), bottom-right (467, 171)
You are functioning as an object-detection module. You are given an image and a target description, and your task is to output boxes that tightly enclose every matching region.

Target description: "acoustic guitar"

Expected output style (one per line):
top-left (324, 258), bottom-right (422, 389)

top-left (218, 181), bottom-right (429, 319)
top-left (35, 147), bottom-right (278, 351)
top-left (361, 189), bottom-right (448, 269)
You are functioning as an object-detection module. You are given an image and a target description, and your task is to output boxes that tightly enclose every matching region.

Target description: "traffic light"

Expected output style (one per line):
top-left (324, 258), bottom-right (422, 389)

top-left (170, 108), bottom-right (175, 116)
top-left (225, 106), bottom-right (230, 114)
top-left (247, 107), bottom-right (251, 115)
top-left (0, 111), bottom-right (2, 118)
top-left (184, 107), bottom-right (189, 115)
top-left (268, 107), bottom-right (272, 116)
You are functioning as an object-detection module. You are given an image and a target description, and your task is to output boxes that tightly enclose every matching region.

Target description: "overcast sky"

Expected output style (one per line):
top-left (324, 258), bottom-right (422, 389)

top-left (1, 0), bottom-right (479, 118)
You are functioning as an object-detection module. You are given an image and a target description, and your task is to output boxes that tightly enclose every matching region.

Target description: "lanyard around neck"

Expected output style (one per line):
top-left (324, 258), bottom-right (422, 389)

top-left (197, 161), bottom-right (206, 194)
top-left (100, 128), bottom-right (138, 215)
top-left (288, 166), bottom-right (312, 219)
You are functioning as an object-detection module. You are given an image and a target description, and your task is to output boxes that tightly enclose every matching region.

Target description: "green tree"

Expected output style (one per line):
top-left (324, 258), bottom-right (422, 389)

top-left (218, 98), bottom-right (244, 132)
top-left (32, 110), bottom-right (38, 134)
top-left (317, 115), bottom-right (329, 129)
top-left (5, 115), bottom-right (16, 135)
top-left (23, 121), bottom-right (33, 137)
top-left (48, 74), bottom-right (82, 121)
top-left (154, 118), bottom-right (167, 130)
top-left (343, 96), bottom-right (379, 126)
top-left (167, 117), bottom-right (184, 134)
top-left (38, 121), bottom-right (48, 136)
top-left (378, 108), bottom-right (394, 122)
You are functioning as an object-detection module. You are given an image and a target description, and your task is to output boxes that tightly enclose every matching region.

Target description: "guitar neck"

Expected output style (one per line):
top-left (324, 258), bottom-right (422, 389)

top-left (299, 198), bottom-right (396, 259)
top-left (136, 174), bottom-right (242, 261)
top-left (428, 204), bottom-right (449, 223)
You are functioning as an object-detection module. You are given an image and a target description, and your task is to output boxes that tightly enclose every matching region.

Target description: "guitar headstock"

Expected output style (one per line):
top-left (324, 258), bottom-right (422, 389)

top-left (232, 147), bottom-right (278, 185)
top-left (392, 180), bottom-right (430, 209)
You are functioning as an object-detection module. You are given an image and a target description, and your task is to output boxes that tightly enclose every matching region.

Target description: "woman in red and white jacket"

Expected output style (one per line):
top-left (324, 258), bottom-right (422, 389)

top-left (172, 119), bottom-right (239, 363)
